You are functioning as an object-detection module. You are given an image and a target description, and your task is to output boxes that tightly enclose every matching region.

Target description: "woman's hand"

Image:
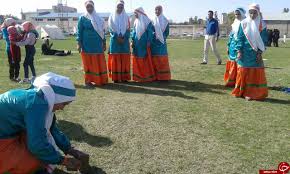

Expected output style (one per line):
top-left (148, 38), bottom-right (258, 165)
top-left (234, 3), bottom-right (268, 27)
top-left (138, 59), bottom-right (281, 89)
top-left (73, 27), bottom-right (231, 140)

top-left (237, 51), bottom-right (242, 59)
top-left (77, 43), bottom-right (82, 53)
top-left (62, 156), bottom-right (81, 171)
top-left (256, 53), bottom-right (263, 63)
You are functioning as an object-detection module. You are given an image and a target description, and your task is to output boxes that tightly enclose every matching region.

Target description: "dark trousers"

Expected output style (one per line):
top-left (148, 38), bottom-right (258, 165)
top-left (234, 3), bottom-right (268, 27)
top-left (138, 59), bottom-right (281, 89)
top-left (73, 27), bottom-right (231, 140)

top-left (7, 50), bottom-right (20, 79)
top-left (23, 45), bottom-right (36, 78)
top-left (273, 40), bottom-right (279, 47)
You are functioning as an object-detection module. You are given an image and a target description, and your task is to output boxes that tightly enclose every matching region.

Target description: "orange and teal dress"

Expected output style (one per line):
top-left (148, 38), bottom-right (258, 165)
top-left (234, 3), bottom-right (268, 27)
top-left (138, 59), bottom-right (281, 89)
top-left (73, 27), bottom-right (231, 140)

top-left (77, 16), bottom-right (108, 86)
top-left (108, 29), bottom-right (131, 82)
top-left (151, 24), bottom-right (171, 81)
top-left (232, 25), bottom-right (268, 100)
top-left (132, 23), bottom-right (156, 82)
top-left (224, 31), bottom-right (238, 87)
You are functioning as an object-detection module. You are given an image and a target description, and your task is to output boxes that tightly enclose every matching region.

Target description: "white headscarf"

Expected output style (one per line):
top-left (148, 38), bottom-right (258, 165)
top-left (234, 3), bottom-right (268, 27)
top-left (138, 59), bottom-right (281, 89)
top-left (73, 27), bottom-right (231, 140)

top-left (33, 72), bottom-right (76, 173)
top-left (85, 0), bottom-right (105, 39)
top-left (108, 0), bottom-right (129, 36)
top-left (3, 18), bottom-right (16, 28)
top-left (231, 7), bottom-right (246, 39)
top-left (134, 7), bottom-right (151, 40)
top-left (152, 5), bottom-right (169, 44)
top-left (241, 3), bottom-right (266, 52)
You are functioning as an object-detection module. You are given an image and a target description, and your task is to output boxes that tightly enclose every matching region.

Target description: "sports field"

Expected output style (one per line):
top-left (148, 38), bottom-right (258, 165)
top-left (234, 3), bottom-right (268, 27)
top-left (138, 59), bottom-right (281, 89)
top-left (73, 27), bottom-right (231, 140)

top-left (0, 38), bottom-right (290, 174)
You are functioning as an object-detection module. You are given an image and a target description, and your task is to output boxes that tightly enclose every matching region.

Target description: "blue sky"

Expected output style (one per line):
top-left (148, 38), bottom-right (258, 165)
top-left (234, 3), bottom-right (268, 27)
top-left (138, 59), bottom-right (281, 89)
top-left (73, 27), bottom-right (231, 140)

top-left (1, 0), bottom-right (290, 22)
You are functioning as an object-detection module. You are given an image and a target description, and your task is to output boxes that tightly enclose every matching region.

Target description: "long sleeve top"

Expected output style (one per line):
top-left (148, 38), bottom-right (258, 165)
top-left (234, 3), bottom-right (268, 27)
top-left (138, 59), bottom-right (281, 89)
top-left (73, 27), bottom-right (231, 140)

top-left (0, 89), bottom-right (71, 165)
top-left (77, 16), bottom-right (106, 54)
top-left (151, 24), bottom-right (169, 56)
top-left (132, 23), bottom-right (154, 58)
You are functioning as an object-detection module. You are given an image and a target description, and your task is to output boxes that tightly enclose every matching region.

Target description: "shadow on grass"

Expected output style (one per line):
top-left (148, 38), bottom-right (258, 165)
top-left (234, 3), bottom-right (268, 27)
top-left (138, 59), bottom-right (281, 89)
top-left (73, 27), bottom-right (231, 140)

top-left (264, 98), bottom-right (290, 105)
top-left (103, 82), bottom-right (197, 100)
top-left (58, 120), bottom-right (113, 147)
top-left (53, 166), bottom-right (106, 174)
top-left (265, 66), bottom-right (283, 70)
top-left (74, 84), bottom-right (96, 90)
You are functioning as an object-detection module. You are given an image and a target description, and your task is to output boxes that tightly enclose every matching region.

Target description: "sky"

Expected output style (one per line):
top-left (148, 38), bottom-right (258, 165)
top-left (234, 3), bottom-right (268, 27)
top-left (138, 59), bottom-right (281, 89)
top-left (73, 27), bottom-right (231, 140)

top-left (0, 0), bottom-right (290, 22)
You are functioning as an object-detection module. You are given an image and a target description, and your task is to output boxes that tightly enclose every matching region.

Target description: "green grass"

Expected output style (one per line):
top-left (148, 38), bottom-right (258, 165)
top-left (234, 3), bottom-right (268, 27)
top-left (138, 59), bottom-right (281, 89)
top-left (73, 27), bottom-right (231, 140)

top-left (1, 37), bottom-right (290, 174)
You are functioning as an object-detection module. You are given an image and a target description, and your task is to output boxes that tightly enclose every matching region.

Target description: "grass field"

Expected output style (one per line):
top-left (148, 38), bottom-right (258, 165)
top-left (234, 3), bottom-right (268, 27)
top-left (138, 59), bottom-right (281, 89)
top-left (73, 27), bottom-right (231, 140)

top-left (0, 37), bottom-right (290, 174)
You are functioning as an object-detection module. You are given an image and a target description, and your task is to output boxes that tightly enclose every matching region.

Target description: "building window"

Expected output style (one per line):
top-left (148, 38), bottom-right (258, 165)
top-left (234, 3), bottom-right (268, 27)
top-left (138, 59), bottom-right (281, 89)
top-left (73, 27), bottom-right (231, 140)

top-left (48, 18), bottom-right (56, 21)
top-left (35, 18), bottom-right (43, 21)
top-left (73, 17), bottom-right (78, 21)
top-left (60, 18), bottom-right (69, 21)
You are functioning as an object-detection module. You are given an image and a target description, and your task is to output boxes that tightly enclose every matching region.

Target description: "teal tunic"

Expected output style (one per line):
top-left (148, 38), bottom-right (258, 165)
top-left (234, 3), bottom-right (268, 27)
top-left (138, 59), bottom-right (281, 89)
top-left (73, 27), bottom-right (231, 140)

top-left (77, 16), bottom-right (106, 54)
top-left (2, 28), bottom-right (10, 52)
top-left (151, 24), bottom-right (169, 56)
top-left (109, 29), bottom-right (130, 54)
top-left (132, 23), bottom-right (154, 58)
top-left (235, 25), bottom-right (268, 67)
top-left (0, 89), bottom-right (71, 165)
top-left (227, 32), bottom-right (238, 61)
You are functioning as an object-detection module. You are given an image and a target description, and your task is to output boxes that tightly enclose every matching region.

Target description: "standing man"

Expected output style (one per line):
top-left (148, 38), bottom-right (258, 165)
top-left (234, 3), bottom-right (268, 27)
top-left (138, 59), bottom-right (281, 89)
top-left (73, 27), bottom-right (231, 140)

top-left (201, 10), bottom-right (222, 65)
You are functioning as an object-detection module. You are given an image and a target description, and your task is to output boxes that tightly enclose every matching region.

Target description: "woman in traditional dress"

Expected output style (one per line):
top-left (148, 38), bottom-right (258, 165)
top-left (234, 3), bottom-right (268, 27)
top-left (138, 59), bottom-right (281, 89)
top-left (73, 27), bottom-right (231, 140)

top-left (108, 0), bottom-right (131, 83)
top-left (224, 7), bottom-right (246, 87)
top-left (0, 73), bottom-right (89, 174)
top-left (131, 7), bottom-right (156, 82)
top-left (232, 3), bottom-right (268, 100)
top-left (151, 5), bottom-right (171, 81)
top-left (77, 0), bottom-right (108, 87)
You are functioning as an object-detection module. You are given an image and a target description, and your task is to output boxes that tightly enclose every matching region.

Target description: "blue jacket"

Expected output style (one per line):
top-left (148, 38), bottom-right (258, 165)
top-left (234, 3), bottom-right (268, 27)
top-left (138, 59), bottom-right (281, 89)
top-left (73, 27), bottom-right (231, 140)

top-left (2, 28), bottom-right (10, 52)
top-left (77, 16), bottom-right (106, 54)
top-left (132, 23), bottom-right (154, 58)
top-left (109, 29), bottom-right (130, 54)
top-left (151, 24), bottom-right (169, 56)
top-left (235, 25), bottom-right (268, 67)
top-left (0, 89), bottom-right (71, 165)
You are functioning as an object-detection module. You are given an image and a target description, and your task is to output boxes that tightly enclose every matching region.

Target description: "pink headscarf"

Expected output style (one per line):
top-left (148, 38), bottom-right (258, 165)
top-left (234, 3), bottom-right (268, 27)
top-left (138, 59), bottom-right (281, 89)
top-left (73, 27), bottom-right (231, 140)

top-left (22, 21), bottom-right (35, 32)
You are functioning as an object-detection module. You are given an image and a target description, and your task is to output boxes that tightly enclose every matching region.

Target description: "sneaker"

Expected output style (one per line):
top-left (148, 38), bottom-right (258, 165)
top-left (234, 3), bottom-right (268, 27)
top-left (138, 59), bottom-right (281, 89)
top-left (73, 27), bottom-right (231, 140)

top-left (200, 62), bottom-right (207, 65)
top-left (19, 78), bottom-right (31, 84)
top-left (217, 61), bottom-right (222, 65)
top-left (30, 76), bottom-right (36, 82)
top-left (13, 78), bottom-right (21, 82)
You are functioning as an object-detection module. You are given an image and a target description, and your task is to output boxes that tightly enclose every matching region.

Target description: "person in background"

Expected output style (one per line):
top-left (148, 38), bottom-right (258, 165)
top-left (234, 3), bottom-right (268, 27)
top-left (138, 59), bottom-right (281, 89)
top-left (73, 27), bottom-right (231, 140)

top-left (273, 29), bottom-right (280, 47)
top-left (1, 18), bottom-right (17, 81)
top-left (108, 0), bottom-right (131, 83)
top-left (131, 7), bottom-right (156, 82)
top-left (0, 73), bottom-right (89, 174)
top-left (224, 8), bottom-right (246, 87)
top-left (77, 0), bottom-right (108, 87)
top-left (15, 21), bottom-right (39, 84)
top-left (8, 25), bottom-right (23, 82)
top-left (201, 10), bottom-right (222, 65)
top-left (232, 3), bottom-right (268, 101)
top-left (267, 29), bottom-right (273, 47)
top-left (151, 5), bottom-right (171, 81)
top-left (41, 38), bottom-right (71, 56)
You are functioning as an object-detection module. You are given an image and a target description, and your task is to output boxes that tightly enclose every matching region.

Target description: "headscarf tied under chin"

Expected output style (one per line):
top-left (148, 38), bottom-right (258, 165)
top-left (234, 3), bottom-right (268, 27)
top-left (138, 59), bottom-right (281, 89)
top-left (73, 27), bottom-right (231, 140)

top-left (240, 3), bottom-right (266, 52)
top-left (134, 7), bottom-right (151, 40)
top-left (108, 0), bottom-right (129, 36)
top-left (32, 72), bottom-right (76, 173)
top-left (2, 18), bottom-right (16, 28)
top-left (22, 21), bottom-right (35, 32)
top-left (85, 0), bottom-right (105, 39)
top-left (231, 7), bottom-right (246, 39)
top-left (152, 5), bottom-right (169, 44)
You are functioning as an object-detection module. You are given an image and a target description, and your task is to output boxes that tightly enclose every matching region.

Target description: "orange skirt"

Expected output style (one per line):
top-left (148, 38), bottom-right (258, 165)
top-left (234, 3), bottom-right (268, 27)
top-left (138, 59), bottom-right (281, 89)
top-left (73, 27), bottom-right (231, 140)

top-left (132, 48), bottom-right (156, 82)
top-left (0, 134), bottom-right (42, 174)
top-left (81, 52), bottom-right (108, 86)
top-left (224, 60), bottom-right (237, 87)
top-left (232, 67), bottom-right (268, 100)
top-left (108, 53), bottom-right (131, 81)
top-left (152, 55), bottom-right (171, 81)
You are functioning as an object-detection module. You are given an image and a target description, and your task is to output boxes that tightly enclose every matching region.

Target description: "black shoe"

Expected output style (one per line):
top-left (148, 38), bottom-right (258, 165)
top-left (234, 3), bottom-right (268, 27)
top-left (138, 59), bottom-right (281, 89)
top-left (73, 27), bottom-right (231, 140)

top-left (200, 62), bottom-right (207, 65)
top-left (217, 61), bottom-right (222, 65)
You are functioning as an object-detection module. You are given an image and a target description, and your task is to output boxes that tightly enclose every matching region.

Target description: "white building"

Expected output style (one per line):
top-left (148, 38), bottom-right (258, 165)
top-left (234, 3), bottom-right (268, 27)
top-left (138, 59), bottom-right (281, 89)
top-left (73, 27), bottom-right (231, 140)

top-left (264, 12), bottom-right (290, 37)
